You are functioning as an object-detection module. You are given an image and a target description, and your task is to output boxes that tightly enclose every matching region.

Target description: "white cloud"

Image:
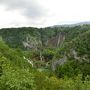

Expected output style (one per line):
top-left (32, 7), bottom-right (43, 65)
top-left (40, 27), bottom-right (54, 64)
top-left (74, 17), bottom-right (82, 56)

top-left (39, 0), bottom-right (90, 25)
top-left (0, 0), bottom-right (90, 28)
top-left (0, 5), bottom-right (30, 28)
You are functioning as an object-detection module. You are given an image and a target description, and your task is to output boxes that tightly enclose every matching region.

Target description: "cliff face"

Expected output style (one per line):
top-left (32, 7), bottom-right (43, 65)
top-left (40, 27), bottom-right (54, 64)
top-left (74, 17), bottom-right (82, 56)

top-left (0, 27), bottom-right (66, 49)
top-left (47, 32), bottom-right (65, 47)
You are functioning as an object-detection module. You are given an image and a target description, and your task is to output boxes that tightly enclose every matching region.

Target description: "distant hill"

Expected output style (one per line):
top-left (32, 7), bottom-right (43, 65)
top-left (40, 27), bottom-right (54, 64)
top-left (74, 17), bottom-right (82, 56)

top-left (52, 21), bottom-right (90, 27)
top-left (77, 21), bottom-right (90, 25)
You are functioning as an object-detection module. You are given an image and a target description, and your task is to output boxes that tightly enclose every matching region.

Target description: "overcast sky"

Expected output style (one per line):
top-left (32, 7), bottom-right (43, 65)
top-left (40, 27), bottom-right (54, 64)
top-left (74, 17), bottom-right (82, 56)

top-left (0, 0), bottom-right (90, 28)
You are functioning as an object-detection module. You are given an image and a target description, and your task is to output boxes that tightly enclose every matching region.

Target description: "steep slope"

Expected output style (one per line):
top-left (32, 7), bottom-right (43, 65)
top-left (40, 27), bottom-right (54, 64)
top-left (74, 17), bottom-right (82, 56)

top-left (0, 37), bottom-right (31, 68)
top-left (0, 27), bottom-right (41, 50)
top-left (63, 30), bottom-right (90, 58)
top-left (55, 30), bottom-right (90, 61)
top-left (51, 30), bottom-right (90, 71)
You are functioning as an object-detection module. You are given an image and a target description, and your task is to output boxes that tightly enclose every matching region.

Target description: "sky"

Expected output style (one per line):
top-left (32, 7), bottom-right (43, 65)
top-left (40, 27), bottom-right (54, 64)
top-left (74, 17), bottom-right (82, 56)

top-left (0, 0), bottom-right (90, 28)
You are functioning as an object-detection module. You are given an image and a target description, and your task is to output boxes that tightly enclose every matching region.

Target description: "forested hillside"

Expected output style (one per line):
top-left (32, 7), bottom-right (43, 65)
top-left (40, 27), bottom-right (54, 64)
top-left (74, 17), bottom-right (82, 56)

top-left (0, 24), bottom-right (90, 90)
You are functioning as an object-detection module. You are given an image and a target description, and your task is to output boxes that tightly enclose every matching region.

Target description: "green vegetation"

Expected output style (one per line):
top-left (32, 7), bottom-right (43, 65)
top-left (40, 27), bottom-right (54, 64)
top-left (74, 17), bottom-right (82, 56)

top-left (0, 25), bottom-right (90, 90)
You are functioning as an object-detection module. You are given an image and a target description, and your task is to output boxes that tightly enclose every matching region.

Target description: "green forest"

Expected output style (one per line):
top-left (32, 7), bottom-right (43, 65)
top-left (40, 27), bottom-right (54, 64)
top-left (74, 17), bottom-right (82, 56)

top-left (0, 24), bottom-right (90, 90)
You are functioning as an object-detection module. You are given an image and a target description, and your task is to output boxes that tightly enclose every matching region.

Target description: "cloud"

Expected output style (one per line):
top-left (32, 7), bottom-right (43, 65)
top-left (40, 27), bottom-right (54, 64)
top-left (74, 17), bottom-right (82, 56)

top-left (0, 0), bottom-right (45, 19)
top-left (0, 0), bottom-right (90, 28)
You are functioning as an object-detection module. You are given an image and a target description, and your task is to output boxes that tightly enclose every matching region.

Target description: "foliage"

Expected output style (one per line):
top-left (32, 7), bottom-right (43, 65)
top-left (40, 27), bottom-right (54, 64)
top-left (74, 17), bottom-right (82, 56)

top-left (0, 25), bottom-right (90, 89)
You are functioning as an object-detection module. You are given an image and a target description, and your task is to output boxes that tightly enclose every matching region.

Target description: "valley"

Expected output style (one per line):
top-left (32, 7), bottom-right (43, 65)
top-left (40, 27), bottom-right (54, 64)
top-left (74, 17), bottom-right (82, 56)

top-left (0, 24), bottom-right (90, 90)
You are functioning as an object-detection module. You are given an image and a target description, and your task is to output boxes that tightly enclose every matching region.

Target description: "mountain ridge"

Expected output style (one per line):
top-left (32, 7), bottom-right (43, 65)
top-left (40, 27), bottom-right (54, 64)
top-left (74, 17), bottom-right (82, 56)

top-left (51, 21), bottom-right (90, 28)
